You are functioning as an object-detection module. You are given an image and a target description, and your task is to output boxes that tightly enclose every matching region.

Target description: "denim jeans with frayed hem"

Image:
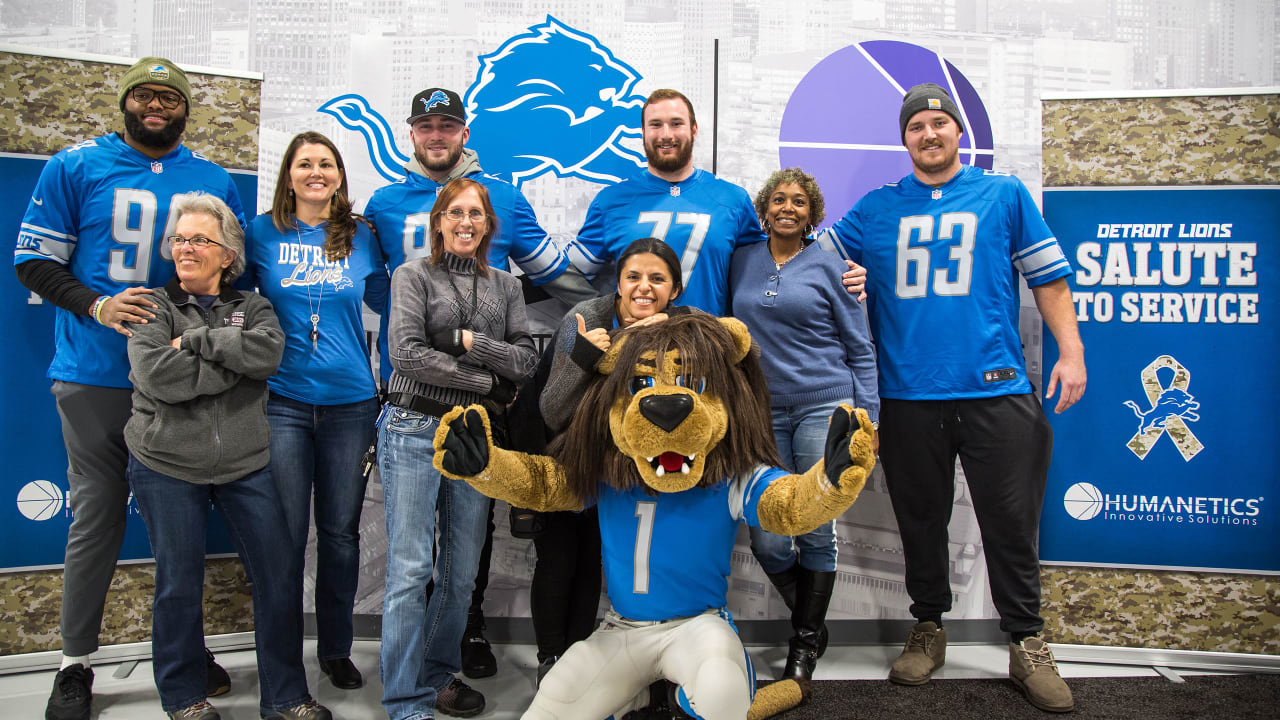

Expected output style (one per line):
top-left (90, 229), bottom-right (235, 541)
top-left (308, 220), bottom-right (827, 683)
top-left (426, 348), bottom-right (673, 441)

top-left (377, 405), bottom-right (489, 720)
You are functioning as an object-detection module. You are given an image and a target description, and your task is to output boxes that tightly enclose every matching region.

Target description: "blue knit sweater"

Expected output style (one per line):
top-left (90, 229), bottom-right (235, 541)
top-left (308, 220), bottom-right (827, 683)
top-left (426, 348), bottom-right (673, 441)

top-left (728, 241), bottom-right (879, 422)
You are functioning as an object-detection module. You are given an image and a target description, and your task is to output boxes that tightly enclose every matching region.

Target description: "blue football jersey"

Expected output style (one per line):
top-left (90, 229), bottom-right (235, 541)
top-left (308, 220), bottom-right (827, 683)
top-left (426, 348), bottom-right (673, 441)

top-left (596, 465), bottom-right (785, 621)
top-left (364, 169), bottom-right (570, 380)
top-left (574, 169), bottom-right (765, 316)
top-left (817, 166), bottom-right (1070, 400)
top-left (242, 215), bottom-right (388, 405)
top-left (15, 134), bottom-right (246, 388)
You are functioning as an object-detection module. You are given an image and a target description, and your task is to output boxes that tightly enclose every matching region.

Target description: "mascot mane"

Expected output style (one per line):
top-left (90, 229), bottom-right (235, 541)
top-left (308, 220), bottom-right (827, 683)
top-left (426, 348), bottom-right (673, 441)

top-left (552, 313), bottom-right (782, 501)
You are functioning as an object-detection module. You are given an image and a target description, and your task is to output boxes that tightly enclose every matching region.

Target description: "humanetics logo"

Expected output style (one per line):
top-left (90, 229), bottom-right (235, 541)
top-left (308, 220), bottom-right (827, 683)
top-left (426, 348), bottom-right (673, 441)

top-left (779, 41), bottom-right (993, 233)
top-left (16, 480), bottom-right (64, 521)
top-left (1063, 482), bottom-right (1260, 526)
top-left (1123, 354), bottom-right (1203, 461)
top-left (319, 15), bottom-right (646, 188)
top-left (1063, 482), bottom-right (1104, 520)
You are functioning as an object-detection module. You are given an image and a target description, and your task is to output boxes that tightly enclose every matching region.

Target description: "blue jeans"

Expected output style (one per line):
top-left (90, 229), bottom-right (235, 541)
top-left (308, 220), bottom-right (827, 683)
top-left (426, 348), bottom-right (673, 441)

top-left (266, 392), bottom-right (378, 660)
top-left (378, 405), bottom-right (490, 720)
top-left (127, 456), bottom-right (311, 715)
top-left (749, 398), bottom-right (849, 574)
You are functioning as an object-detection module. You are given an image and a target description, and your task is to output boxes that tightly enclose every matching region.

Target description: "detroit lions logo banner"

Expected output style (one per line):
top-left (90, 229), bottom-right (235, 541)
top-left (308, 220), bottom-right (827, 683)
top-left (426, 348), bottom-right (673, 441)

top-left (318, 15), bottom-right (647, 189)
top-left (1039, 186), bottom-right (1279, 573)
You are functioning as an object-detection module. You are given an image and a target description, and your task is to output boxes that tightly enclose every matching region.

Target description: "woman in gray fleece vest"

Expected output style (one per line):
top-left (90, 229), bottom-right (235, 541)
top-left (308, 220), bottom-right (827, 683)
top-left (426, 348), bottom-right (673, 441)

top-left (123, 192), bottom-right (330, 720)
top-left (378, 177), bottom-right (537, 720)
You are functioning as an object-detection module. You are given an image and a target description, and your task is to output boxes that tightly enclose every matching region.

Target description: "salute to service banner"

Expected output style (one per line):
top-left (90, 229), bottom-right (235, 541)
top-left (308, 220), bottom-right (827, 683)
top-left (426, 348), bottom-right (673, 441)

top-left (1039, 186), bottom-right (1279, 573)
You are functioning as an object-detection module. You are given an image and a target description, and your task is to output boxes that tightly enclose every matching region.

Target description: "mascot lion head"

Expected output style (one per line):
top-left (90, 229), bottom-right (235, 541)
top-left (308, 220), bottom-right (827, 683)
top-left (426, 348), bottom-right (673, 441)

top-left (553, 313), bottom-right (782, 499)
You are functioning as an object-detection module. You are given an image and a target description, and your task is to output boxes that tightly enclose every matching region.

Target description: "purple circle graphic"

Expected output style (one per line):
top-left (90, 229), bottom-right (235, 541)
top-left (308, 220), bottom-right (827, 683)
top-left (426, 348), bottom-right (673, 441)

top-left (779, 40), bottom-right (993, 230)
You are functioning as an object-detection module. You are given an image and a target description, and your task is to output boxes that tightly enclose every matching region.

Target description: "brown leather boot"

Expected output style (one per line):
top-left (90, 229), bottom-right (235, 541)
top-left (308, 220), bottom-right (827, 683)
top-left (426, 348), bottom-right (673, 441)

top-left (888, 621), bottom-right (946, 685)
top-left (1010, 637), bottom-right (1074, 712)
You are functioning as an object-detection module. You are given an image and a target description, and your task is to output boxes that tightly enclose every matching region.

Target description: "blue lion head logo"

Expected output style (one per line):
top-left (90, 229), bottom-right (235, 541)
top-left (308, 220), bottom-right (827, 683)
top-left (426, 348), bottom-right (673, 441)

top-left (423, 90), bottom-right (450, 112)
top-left (317, 16), bottom-right (646, 187)
top-left (463, 15), bottom-right (648, 187)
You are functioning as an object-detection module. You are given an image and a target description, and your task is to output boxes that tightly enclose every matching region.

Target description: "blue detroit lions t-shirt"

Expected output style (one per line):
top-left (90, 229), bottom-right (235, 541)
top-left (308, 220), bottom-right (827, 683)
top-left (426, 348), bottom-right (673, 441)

top-left (243, 215), bottom-right (388, 404)
top-left (574, 169), bottom-right (766, 316)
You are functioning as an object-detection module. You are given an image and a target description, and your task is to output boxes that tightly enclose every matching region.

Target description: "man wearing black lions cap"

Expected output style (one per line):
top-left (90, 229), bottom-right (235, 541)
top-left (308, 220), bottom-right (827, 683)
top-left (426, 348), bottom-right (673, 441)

top-left (364, 87), bottom-right (595, 720)
top-left (817, 82), bottom-right (1086, 712)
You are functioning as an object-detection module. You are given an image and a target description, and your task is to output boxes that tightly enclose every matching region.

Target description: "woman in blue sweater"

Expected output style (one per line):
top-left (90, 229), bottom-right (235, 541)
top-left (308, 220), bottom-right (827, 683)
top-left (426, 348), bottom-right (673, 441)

top-left (243, 132), bottom-right (389, 690)
top-left (728, 167), bottom-right (879, 683)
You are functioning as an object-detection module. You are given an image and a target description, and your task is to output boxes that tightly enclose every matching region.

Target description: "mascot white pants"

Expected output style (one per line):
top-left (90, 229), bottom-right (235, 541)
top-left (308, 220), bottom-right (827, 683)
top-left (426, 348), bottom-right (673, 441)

top-left (527, 609), bottom-right (751, 720)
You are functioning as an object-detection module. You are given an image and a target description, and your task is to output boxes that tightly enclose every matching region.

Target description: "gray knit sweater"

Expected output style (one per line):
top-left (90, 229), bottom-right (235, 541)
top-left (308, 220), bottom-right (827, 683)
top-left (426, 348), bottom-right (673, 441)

top-left (386, 252), bottom-right (537, 407)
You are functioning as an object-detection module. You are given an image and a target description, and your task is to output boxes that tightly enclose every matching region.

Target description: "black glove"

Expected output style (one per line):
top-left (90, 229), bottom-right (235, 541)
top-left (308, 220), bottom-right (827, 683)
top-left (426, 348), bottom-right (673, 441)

top-left (440, 407), bottom-right (490, 476)
top-left (486, 373), bottom-right (519, 405)
top-left (823, 406), bottom-right (855, 490)
top-left (431, 328), bottom-right (466, 357)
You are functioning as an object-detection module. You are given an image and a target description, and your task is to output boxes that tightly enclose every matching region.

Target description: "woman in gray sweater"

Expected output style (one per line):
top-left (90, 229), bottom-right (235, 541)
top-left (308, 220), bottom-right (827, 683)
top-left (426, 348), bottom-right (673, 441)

top-left (378, 177), bottom-right (537, 720)
top-left (124, 192), bottom-right (329, 720)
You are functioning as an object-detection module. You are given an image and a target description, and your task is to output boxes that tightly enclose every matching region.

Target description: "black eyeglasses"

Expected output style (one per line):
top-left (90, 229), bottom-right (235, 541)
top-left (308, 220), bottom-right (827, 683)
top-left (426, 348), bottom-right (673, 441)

top-left (444, 208), bottom-right (486, 223)
top-left (167, 235), bottom-right (226, 249)
top-left (132, 87), bottom-right (185, 109)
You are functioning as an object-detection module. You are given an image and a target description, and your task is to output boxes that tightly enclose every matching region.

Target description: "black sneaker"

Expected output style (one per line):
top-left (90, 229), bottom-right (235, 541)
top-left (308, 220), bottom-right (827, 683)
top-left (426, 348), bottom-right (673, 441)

top-left (436, 677), bottom-right (485, 717)
top-left (45, 664), bottom-right (93, 720)
top-left (168, 700), bottom-right (221, 719)
top-left (460, 623), bottom-right (497, 679)
top-left (205, 649), bottom-right (231, 697)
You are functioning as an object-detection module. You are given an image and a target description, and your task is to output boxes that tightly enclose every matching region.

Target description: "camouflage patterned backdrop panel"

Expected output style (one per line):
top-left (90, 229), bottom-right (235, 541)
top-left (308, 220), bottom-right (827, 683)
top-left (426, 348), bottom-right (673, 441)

top-left (0, 560), bottom-right (254, 656)
top-left (0, 48), bottom-right (259, 655)
top-left (1039, 92), bottom-right (1280, 656)
top-left (0, 49), bottom-right (259, 171)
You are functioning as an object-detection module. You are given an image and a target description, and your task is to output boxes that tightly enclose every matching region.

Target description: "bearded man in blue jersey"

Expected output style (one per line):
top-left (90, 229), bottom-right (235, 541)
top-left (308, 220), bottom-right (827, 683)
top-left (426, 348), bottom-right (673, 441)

top-left (572, 89), bottom-right (764, 316)
top-left (818, 83), bottom-right (1086, 713)
top-left (14, 57), bottom-right (244, 720)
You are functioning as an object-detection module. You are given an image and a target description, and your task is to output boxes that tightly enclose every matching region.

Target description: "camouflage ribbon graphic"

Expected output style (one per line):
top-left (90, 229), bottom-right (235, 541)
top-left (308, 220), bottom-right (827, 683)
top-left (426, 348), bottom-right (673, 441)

top-left (1126, 355), bottom-right (1203, 461)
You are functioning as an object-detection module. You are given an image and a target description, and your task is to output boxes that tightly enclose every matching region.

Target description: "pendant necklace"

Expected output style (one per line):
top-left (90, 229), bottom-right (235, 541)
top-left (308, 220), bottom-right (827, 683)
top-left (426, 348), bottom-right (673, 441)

top-left (301, 224), bottom-right (324, 353)
top-left (771, 239), bottom-right (804, 271)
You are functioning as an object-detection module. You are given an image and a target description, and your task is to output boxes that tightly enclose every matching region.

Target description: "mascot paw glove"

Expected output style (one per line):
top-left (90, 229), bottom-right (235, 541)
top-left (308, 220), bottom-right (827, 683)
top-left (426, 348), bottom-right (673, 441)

top-left (434, 405), bottom-right (492, 477)
top-left (823, 405), bottom-right (876, 492)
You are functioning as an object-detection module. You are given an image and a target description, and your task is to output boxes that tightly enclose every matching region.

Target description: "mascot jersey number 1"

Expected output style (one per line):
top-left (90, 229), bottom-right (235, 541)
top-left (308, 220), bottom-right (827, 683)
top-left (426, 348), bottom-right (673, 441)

top-left (434, 314), bottom-right (877, 720)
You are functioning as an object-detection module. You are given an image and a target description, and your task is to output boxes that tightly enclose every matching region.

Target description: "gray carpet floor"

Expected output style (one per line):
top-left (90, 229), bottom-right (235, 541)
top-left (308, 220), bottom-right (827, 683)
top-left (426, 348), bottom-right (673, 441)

top-left (777, 673), bottom-right (1279, 719)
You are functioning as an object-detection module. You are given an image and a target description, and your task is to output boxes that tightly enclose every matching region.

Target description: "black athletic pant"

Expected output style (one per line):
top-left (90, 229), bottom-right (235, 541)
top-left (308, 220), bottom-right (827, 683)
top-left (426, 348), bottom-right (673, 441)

top-left (530, 506), bottom-right (602, 661)
top-left (878, 393), bottom-right (1051, 635)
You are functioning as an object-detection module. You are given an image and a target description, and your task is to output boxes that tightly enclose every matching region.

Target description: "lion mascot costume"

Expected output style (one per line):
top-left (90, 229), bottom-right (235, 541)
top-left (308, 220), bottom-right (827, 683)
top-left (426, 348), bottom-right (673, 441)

top-left (434, 314), bottom-right (876, 720)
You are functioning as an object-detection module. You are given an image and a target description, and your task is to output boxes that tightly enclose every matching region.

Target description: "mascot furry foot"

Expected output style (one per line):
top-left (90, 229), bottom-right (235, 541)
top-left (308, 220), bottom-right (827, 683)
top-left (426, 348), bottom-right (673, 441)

top-left (434, 315), bottom-right (875, 720)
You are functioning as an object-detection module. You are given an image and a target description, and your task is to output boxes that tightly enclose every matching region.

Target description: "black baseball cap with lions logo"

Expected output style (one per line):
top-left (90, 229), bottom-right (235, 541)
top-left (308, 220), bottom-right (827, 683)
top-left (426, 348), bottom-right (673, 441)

top-left (406, 88), bottom-right (466, 125)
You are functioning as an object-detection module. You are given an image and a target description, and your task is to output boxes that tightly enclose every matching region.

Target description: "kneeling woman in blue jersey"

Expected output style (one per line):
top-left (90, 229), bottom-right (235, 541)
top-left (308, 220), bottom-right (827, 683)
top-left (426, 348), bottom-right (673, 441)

top-left (378, 177), bottom-right (538, 719)
top-left (124, 192), bottom-right (331, 720)
top-left (242, 132), bottom-right (389, 690)
top-left (728, 168), bottom-right (880, 681)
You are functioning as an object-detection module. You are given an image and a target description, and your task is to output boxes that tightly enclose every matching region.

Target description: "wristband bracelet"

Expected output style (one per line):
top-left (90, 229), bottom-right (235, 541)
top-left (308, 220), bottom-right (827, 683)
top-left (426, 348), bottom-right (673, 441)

top-left (91, 295), bottom-right (109, 325)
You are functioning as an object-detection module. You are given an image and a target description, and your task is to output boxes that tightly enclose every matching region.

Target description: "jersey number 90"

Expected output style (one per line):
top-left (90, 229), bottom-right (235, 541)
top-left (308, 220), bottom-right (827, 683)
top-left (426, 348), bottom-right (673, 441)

top-left (110, 188), bottom-right (181, 283)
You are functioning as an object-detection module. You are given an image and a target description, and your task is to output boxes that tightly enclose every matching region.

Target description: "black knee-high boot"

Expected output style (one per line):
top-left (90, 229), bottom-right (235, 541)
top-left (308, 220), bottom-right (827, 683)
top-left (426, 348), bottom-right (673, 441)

top-left (766, 564), bottom-right (830, 659)
top-left (782, 569), bottom-right (836, 682)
